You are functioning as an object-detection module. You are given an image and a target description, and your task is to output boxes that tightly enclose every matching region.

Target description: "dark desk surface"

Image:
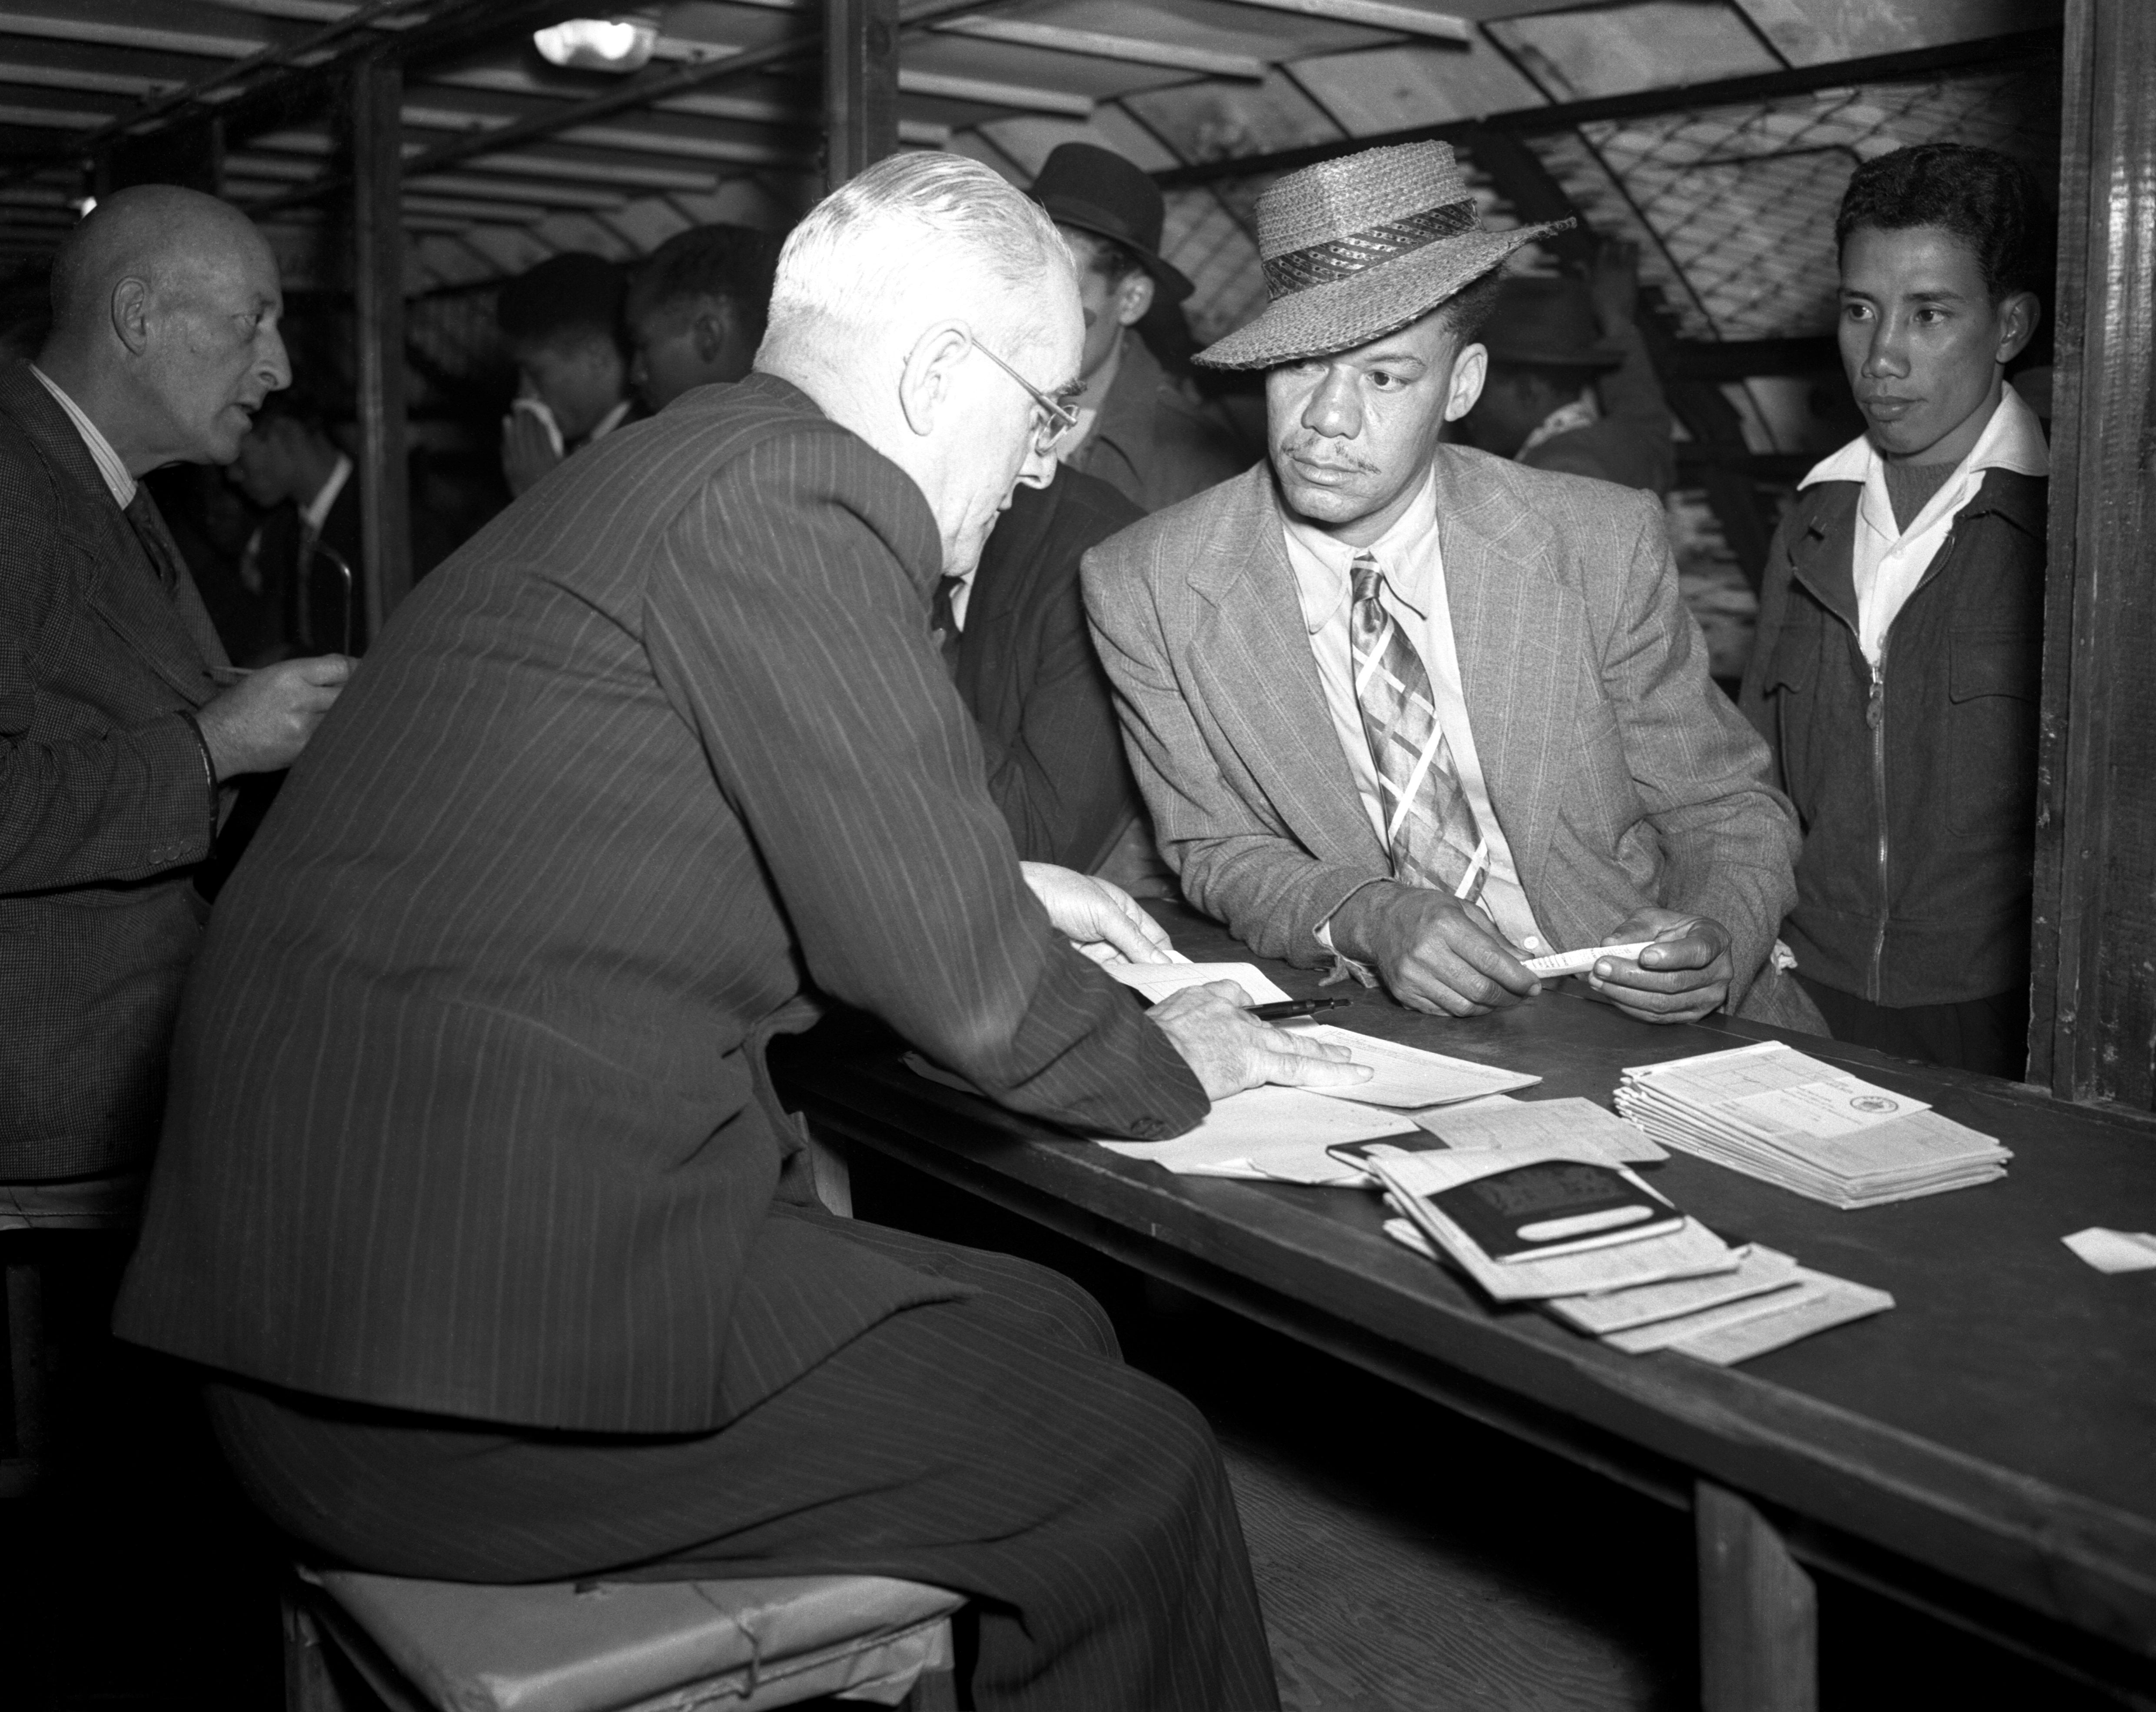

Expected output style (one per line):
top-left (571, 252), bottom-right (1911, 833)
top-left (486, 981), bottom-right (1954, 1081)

top-left (779, 906), bottom-right (2156, 1673)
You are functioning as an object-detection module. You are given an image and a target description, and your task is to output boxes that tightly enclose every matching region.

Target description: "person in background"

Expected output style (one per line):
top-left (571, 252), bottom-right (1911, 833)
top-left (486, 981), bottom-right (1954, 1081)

top-left (497, 252), bottom-right (638, 497)
top-left (1087, 141), bottom-right (1816, 1032)
top-left (0, 184), bottom-right (349, 1191)
top-left (1027, 143), bottom-right (1247, 513)
top-left (116, 154), bottom-right (1354, 1712)
top-left (1458, 241), bottom-right (1676, 497)
top-left (1740, 144), bottom-right (2049, 1079)
top-left (228, 388), bottom-right (357, 660)
top-left (624, 223), bottom-right (782, 411)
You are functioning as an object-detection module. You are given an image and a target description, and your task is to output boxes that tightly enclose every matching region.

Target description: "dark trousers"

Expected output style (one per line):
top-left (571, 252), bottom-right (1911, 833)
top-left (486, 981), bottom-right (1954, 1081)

top-left (201, 1219), bottom-right (1277, 1712)
top-left (1797, 975), bottom-right (2029, 1082)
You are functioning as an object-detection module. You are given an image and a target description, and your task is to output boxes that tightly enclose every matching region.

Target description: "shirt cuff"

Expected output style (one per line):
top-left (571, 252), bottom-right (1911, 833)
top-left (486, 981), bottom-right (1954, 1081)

top-left (1313, 883), bottom-right (1386, 989)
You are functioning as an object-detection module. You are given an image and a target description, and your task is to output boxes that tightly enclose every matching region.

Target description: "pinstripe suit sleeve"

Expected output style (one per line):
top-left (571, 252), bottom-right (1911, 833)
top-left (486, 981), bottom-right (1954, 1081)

top-left (643, 430), bottom-right (1205, 1140)
top-left (0, 451), bottom-right (216, 892)
top-left (1599, 491), bottom-right (1797, 992)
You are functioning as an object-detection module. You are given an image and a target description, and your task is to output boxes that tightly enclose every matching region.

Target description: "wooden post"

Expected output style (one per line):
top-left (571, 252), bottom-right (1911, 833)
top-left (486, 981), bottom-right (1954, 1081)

top-left (2028, 0), bottom-right (2156, 1101)
top-left (1696, 1481), bottom-right (1817, 1712)
top-left (823, 0), bottom-right (900, 192)
top-left (350, 58), bottom-right (411, 649)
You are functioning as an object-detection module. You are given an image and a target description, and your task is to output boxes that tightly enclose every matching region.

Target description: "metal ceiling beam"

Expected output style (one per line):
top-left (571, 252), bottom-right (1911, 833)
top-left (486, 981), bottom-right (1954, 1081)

top-left (1154, 25), bottom-right (2063, 186)
top-left (0, 61), bottom-right (183, 100)
top-left (897, 68), bottom-right (1092, 116)
top-left (930, 17), bottom-right (1266, 82)
top-left (0, 15), bottom-right (261, 60)
top-left (244, 0), bottom-right (1000, 215)
top-left (1207, 0), bottom-right (1469, 43)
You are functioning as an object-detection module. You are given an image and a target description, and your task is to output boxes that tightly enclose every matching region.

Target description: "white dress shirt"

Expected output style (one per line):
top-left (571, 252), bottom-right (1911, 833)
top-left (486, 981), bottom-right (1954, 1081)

top-left (30, 365), bottom-right (135, 508)
top-left (1279, 468), bottom-right (1550, 955)
top-left (1799, 382), bottom-right (2049, 668)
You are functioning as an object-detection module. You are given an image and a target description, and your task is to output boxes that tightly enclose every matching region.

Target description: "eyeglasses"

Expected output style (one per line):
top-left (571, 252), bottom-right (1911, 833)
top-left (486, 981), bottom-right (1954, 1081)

top-left (971, 337), bottom-right (1082, 457)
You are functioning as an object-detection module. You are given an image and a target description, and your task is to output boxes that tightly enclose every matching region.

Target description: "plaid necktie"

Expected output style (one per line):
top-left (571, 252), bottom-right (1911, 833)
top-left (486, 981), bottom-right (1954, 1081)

top-left (1348, 551), bottom-right (1485, 902)
top-left (928, 574), bottom-right (964, 678)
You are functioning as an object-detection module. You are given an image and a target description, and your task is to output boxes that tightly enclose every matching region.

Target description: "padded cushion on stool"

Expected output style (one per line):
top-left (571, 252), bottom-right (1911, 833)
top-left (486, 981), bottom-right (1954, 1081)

top-left (311, 1569), bottom-right (963, 1712)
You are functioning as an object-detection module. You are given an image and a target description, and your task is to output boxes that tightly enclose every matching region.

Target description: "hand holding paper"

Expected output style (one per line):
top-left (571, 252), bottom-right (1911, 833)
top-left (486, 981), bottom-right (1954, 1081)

top-left (1585, 909), bottom-right (1734, 1024)
top-left (1146, 982), bottom-right (1371, 1101)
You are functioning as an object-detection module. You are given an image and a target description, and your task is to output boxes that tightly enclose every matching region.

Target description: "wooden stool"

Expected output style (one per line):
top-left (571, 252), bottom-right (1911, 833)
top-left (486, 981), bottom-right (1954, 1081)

top-left (283, 1564), bottom-right (963, 1712)
top-left (0, 1172), bottom-right (142, 1499)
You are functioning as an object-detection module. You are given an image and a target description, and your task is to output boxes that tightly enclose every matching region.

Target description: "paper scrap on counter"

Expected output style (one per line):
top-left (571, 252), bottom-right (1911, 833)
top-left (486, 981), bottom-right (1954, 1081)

top-left (1101, 960), bottom-right (1293, 1006)
top-left (1094, 1084), bottom-right (1416, 1179)
top-left (1415, 1095), bottom-right (1664, 1164)
top-left (1543, 1245), bottom-right (1798, 1336)
top-left (2063, 1228), bottom-right (2156, 1274)
top-left (1279, 1024), bottom-right (1540, 1109)
top-left (1649, 1269), bottom-right (1894, 1365)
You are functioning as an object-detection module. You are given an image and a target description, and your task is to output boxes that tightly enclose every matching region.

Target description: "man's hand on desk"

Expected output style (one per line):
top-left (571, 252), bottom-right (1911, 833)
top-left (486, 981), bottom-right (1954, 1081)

top-left (1147, 982), bottom-right (1369, 1101)
top-left (1328, 883), bottom-right (1542, 1018)
top-left (1019, 863), bottom-right (1180, 965)
top-left (1585, 909), bottom-right (1733, 1024)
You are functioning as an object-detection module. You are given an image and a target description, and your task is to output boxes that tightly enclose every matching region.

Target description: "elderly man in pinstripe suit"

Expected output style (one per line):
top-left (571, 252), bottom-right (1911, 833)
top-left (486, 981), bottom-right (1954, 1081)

top-left (116, 158), bottom-right (1356, 1710)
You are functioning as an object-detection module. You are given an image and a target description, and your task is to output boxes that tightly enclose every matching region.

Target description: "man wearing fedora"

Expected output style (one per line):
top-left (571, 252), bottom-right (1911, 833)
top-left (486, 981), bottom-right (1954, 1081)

top-left (1461, 242), bottom-right (1676, 496)
top-left (1027, 143), bottom-right (1247, 514)
top-left (1085, 141), bottom-right (1816, 1028)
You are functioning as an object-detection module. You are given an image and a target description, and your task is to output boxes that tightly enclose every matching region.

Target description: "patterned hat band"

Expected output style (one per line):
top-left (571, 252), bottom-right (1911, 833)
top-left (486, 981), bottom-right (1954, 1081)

top-left (1261, 197), bottom-right (1481, 299)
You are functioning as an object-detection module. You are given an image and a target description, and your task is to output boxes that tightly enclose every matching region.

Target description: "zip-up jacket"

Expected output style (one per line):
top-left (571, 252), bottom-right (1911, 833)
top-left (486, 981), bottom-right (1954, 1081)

top-left (1738, 468), bottom-right (2045, 1008)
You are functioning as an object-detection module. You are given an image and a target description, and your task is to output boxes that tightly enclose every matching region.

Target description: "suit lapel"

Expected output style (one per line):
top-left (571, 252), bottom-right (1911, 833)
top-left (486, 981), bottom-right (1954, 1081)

top-left (1186, 470), bottom-right (1387, 868)
top-left (86, 484), bottom-right (230, 702)
top-left (1432, 450), bottom-right (1583, 910)
top-left (0, 365), bottom-right (229, 700)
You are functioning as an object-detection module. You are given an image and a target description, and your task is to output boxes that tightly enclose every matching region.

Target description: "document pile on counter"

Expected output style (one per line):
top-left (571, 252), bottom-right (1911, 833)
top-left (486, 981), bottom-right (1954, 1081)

top-left (1613, 1041), bottom-right (2010, 1208)
top-left (1363, 1143), bottom-right (1894, 1365)
top-left (1094, 962), bottom-right (1541, 1183)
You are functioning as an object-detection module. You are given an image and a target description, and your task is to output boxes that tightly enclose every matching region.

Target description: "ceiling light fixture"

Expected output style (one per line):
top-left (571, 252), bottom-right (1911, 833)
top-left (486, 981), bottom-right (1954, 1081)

top-left (534, 17), bottom-right (659, 73)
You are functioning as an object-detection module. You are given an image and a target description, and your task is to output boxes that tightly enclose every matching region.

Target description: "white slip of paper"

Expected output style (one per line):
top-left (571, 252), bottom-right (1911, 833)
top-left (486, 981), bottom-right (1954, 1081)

top-left (1093, 1084), bottom-right (1414, 1178)
top-left (1545, 1245), bottom-right (1799, 1336)
top-left (1415, 1095), bottom-right (1666, 1165)
top-left (1521, 940), bottom-right (1654, 978)
top-left (2063, 1228), bottom-right (2156, 1274)
top-left (1276, 1024), bottom-right (1540, 1109)
top-left (1657, 1271), bottom-right (1894, 1366)
top-left (1101, 960), bottom-right (1293, 1006)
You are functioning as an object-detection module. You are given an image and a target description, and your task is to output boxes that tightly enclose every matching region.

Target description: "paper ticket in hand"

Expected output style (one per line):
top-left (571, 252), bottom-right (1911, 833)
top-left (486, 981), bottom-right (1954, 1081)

top-left (1522, 941), bottom-right (1655, 978)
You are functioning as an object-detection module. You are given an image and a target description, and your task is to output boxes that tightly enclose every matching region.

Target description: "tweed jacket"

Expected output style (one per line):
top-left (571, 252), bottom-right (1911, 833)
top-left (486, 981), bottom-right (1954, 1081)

top-left (1083, 448), bottom-right (1811, 1024)
top-left (0, 361), bottom-right (227, 1181)
top-left (115, 373), bottom-right (1206, 1435)
top-left (959, 466), bottom-right (1146, 871)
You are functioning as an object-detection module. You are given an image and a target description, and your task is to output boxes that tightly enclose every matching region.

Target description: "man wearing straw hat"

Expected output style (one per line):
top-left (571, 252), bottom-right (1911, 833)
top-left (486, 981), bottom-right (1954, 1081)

top-left (1085, 141), bottom-right (1817, 1028)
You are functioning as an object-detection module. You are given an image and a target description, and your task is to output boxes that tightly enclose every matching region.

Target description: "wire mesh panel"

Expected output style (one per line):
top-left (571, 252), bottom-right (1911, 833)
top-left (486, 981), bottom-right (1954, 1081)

top-left (1525, 66), bottom-right (2062, 342)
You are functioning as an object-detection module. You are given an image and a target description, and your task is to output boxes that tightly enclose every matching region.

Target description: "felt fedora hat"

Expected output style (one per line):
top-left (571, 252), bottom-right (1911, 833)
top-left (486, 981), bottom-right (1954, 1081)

top-left (1196, 140), bottom-right (1572, 371)
top-left (1480, 275), bottom-right (1627, 369)
top-left (1030, 142), bottom-right (1195, 305)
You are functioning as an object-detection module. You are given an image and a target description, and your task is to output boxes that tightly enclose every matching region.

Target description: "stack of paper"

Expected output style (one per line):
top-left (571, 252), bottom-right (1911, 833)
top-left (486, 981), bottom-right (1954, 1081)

top-left (1364, 1145), bottom-right (1740, 1303)
top-left (1413, 1095), bottom-right (1666, 1164)
top-left (1382, 1221), bottom-right (1896, 1365)
top-left (1614, 1041), bottom-right (2010, 1208)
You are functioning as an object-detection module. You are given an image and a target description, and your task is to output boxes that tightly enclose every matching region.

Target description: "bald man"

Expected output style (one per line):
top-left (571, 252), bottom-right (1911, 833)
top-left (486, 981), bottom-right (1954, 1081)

top-left (0, 184), bottom-right (351, 1186)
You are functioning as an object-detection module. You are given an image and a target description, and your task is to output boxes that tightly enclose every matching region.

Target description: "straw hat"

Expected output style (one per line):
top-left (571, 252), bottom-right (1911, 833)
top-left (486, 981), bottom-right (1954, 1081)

top-left (1196, 140), bottom-right (1572, 372)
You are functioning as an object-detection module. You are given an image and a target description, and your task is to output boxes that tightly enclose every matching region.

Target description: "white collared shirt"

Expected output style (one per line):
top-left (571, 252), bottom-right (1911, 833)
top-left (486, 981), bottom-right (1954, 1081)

top-left (586, 398), bottom-right (633, 445)
top-left (1800, 383), bottom-right (2049, 668)
top-left (29, 365), bottom-right (135, 508)
top-left (1279, 468), bottom-right (1549, 954)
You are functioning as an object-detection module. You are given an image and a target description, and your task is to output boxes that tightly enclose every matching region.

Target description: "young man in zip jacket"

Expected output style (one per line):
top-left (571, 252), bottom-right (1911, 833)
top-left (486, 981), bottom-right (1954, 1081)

top-left (1739, 145), bottom-right (2048, 1078)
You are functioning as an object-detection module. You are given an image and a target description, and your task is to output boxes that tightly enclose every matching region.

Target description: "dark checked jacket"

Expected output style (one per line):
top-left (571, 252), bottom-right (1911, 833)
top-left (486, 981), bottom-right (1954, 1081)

top-left (0, 362), bottom-right (227, 1181)
top-left (116, 372), bottom-right (1206, 1434)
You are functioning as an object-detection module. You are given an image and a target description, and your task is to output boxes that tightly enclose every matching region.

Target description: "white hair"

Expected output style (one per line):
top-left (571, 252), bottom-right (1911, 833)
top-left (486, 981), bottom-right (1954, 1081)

top-left (760, 153), bottom-right (1073, 372)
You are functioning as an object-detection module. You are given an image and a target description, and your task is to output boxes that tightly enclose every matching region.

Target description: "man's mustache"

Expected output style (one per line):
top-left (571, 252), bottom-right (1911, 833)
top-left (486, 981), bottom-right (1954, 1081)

top-left (1277, 435), bottom-right (1378, 475)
